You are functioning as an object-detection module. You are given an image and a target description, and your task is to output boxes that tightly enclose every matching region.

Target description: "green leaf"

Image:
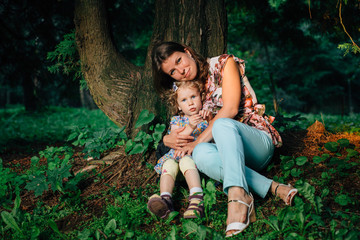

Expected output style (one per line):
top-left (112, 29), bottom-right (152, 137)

top-left (166, 226), bottom-right (177, 240)
top-left (67, 131), bottom-right (78, 141)
top-left (321, 153), bottom-right (330, 160)
top-left (291, 168), bottom-right (303, 177)
top-left (142, 134), bottom-right (153, 149)
top-left (77, 229), bottom-right (91, 240)
top-left (267, 215), bottom-right (280, 231)
top-left (125, 139), bottom-right (134, 153)
top-left (324, 142), bottom-right (338, 152)
top-left (165, 211), bottom-right (179, 225)
top-left (183, 221), bottom-right (198, 234)
top-left (282, 160), bottom-right (295, 170)
top-left (204, 181), bottom-right (217, 209)
top-left (47, 163), bottom-right (72, 192)
top-left (104, 219), bottom-right (117, 235)
top-left (335, 194), bottom-right (352, 206)
top-left (197, 225), bottom-right (208, 240)
top-left (1, 211), bottom-right (22, 234)
top-left (135, 110), bottom-right (154, 128)
top-left (314, 196), bottom-right (323, 213)
top-left (30, 156), bottom-right (40, 166)
top-left (321, 172), bottom-right (330, 179)
top-left (128, 143), bottom-right (146, 155)
top-left (134, 131), bottom-right (146, 142)
top-left (48, 161), bottom-right (57, 171)
top-left (337, 138), bottom-right (349, 148)
top-left (346, 149), bottom-right (358, 158)
top-left (295, 156), bottom-right (308, 166)
top-left (313, 156), bottom-right (323, 164)
top-left (25, 174), bottom-right (48, 197)
top-left (125, 231), bottom-right (134, 238)
top-left (321, 188), bottom-right (330, 198)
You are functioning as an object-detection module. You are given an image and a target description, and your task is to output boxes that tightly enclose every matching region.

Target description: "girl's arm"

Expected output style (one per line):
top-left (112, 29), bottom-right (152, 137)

top-left (179, 57), bottom-right (242, 155)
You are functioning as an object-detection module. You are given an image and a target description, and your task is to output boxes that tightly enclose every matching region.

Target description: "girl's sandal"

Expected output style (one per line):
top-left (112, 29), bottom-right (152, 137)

top-left (147, 194), bottom-right (174, 219)
top-left (275, 184), bottom-right (298, 206)
top-left (183, 195), bottom-right (204, 219)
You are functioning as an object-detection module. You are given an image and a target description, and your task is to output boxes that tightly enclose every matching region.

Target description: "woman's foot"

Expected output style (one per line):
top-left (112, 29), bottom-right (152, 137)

top-left (271, 182), bottom-right (298, 206)
top-left (225, 187), bottom-right (256, 237)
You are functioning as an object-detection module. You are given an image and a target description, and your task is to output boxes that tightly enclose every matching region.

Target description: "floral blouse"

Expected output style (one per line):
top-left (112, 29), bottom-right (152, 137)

top-left (203, 54), bottom-right (282, 147)
top-left (154, 116), bottom-right (209, 174)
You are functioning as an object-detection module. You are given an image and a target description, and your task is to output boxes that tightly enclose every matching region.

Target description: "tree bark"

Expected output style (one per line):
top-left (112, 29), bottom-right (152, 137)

top-left (74, 0), bottom-right (227, 134)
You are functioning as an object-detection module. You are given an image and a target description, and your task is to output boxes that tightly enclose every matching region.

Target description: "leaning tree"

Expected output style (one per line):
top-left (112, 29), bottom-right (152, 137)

top-left (74, 0), bottom-right (227, 133)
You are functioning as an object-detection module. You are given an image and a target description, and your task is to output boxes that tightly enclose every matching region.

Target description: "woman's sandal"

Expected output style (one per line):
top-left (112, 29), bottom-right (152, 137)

top-left (275, 183), bottom-right (298, 206)
top-left (183, 195), bottom-right (204, 219)
top-left (225, 193), bottom-right (256, 238)
top-left (147, 194), bottom-right (174, 219)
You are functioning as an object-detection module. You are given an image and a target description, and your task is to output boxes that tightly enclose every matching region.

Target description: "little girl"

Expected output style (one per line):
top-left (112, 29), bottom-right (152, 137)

top-left (147, 80), bottom-right (211, 219)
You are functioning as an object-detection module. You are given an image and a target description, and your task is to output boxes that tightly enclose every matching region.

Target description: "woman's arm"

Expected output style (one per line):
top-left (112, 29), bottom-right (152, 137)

top-left (178, 57), bottom-right (242, 155)
top-left (163, 127), bottom-right (195, 150)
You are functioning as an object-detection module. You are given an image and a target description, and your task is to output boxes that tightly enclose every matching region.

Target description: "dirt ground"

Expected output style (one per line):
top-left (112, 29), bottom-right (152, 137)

top-left (1, 121), bottom-right (360, 232)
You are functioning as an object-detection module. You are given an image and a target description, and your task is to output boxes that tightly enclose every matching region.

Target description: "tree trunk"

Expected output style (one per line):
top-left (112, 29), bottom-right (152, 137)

top-left (22, 74), bottom-right (42, 111)
top-left (74, 0), bottom-right (227, 134)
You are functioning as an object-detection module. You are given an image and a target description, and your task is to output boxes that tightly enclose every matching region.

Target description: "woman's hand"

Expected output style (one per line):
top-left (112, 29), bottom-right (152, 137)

top-left (174, 141), bottom-right (198, 158)
top-left (163, 127), bottom-right (194, 150)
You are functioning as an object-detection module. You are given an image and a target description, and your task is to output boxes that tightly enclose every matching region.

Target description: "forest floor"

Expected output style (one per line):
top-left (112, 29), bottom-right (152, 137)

top-left (1, 121), bottom-right (360, 234)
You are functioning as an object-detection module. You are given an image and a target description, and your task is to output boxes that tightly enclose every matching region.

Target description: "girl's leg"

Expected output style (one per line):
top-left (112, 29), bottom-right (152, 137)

top-left (179, 156), bottom-right (204, 218)
top-left (148, 159), bottom-right (178, 219)
top-left (160, 159), bottom-right (179, 195)
top-left (179, 156), bottom-right (202, 192)
top-left (160, 175), bottom-right (175, 195)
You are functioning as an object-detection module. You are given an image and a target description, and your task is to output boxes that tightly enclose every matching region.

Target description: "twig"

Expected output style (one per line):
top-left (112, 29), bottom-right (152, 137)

top-left (97, 229), bottom-right (108, 239)
top-left (141, 172), bottom-right (157, 188)
top-left (339, 0), bottom-right (359, 49)
top-left (104, 159), bottom-right (128, 184)
top-left (88, 160), bottom-right (113, 165)
top-left (308, 0), bottom-right (312, 19)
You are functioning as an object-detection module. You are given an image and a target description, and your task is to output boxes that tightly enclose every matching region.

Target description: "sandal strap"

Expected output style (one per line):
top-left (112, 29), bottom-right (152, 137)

top-left (228, 199), bottom-right (250, 207)
top-left (189, 194), bottom-right (203, 200)
top-left (184, 195), bottom-right (204, 218)
top-left (274, 184), bottom-right (281, 197)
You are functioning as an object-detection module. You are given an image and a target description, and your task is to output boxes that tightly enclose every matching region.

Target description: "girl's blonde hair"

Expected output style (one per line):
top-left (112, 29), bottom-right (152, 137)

top-left (166, 80), bottom-right (205, 116)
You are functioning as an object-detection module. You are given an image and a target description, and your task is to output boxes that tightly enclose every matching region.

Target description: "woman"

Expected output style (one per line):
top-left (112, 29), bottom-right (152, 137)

top-left (152, 41), bottom-right (297, 237)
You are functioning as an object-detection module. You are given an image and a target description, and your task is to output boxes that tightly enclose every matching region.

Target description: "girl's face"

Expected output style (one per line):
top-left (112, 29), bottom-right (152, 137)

top-left (161, 50), bottom-right (198, 81)
top-left (176, 86), bottom-right (202, 117)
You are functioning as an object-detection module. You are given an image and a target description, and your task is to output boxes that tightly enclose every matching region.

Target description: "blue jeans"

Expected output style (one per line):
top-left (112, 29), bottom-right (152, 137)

top-left (192, 118), bottom-right (274, 198)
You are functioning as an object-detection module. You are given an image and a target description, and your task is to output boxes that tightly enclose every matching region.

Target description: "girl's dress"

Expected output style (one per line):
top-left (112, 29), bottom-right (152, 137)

top-left (154, 115), bottom-right (208, 174)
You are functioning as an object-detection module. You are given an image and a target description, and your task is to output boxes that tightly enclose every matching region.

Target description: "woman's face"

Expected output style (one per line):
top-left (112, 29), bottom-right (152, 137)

top-left (161, 50), bottom-right (197, 81)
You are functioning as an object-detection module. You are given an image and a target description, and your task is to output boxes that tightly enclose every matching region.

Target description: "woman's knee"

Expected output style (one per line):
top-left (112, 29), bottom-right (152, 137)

top-left (212, 118), bottom-right (237, 137)
top-left (192, 143), bottom-right (209, 164)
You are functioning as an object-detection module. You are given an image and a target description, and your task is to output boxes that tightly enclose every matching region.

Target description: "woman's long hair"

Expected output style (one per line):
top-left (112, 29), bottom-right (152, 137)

top-left (151, 41), bottom-right (209, 99)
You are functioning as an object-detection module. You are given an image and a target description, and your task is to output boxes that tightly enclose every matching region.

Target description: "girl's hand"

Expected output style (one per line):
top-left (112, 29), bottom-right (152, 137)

top-left (175, 141), bottom-right (198, 157)
top-left (188, 114), bottom-right (203, 129)
top-left (163, 127), bottom-right (194, 150)
top-left (199, 109), bottom-right (213, 121)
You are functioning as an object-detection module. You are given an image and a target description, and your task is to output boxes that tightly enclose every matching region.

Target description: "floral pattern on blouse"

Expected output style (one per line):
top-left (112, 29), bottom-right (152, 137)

top-left (154, 116), bottom-right (209, 174)
top-left (203, 54), bottom-right (283, 147)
